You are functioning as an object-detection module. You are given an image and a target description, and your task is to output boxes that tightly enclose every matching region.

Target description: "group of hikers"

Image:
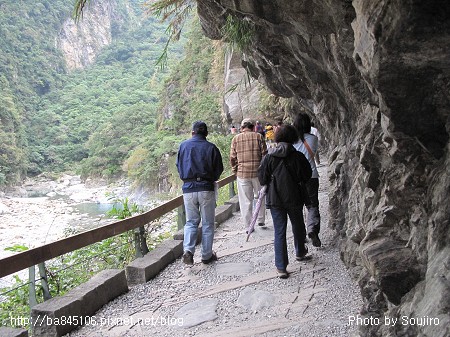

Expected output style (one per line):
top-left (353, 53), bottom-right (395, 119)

top-left (176, 114), bottom-right (322, 278)
top-left (230, 120), bottom-right (282, 147)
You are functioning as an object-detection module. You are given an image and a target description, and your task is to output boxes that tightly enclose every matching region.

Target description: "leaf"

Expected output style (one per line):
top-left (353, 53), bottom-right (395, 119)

top-left (4, 244), bottom-right (29, 252)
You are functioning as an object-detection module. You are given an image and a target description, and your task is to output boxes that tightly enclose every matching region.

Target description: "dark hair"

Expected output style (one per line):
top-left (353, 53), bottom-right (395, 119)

top-left (293, 113), bottom-right (311, 142)
top-left (192, 121), bottom-right (208, 136)
top-left (274, 124), bottom-right (298, 144)
top-left (242, 122), bottom-right (254, 130)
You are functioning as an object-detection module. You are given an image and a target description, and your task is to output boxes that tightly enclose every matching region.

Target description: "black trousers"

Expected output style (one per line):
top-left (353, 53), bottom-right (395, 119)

top-left (305, 178), bottom-right (320, 234)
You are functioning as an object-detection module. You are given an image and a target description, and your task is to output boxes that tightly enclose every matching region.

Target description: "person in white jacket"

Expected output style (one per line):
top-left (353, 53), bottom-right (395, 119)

top-left (310, 122), bottom-right (321, 166)
top-left (293, 113), bottom-right (322, 247)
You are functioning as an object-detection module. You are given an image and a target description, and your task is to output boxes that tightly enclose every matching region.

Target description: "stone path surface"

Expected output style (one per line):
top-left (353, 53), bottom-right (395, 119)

top-left (67, 163), bottom-right (363, 337)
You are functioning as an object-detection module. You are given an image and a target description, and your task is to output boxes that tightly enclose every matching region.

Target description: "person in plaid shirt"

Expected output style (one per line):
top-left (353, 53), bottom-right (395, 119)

top-left (230, 118), bottom-right (268, 228)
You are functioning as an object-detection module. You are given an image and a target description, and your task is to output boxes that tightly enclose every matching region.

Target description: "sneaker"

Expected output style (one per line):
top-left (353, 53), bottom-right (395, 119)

top-left (276, 269), bottom-right (289, 279)
top-left (182, 251), bottom-right (193, 265)
top-left (308, 232), bottom-right (322, 247)
top-left (201, 251), bottom-right (218, 264)
top-left (296, 246), bottom-right (312, 261)
top-left (258, 222), bottom-right (265, 227)
top-left (296, 255), bottom-right (312, 262)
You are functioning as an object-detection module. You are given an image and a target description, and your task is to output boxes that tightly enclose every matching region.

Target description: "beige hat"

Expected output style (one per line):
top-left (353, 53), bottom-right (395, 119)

top-left (241, 118), bottom-right (254, 127)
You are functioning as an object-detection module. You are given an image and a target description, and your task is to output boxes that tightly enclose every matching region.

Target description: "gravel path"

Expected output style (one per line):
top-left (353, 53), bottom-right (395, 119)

top-left (68, 162), bottom-right (363, 337)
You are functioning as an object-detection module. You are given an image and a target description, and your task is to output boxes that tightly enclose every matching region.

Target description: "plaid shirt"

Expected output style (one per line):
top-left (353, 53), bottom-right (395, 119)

top-left (230, 130), bottom-right (267, 178)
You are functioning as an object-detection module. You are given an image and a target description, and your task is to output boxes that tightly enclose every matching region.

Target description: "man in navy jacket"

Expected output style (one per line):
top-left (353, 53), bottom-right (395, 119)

top-left (176, 121), bottom-right (224, 265)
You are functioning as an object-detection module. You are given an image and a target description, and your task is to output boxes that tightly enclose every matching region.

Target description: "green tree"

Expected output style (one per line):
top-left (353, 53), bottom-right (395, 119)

top-left (0, 76), bottom-right (27, 185)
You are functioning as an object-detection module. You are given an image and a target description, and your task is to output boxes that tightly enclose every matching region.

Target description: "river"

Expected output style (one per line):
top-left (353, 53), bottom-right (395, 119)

top-left (0, 174), bottom-right (167, 289)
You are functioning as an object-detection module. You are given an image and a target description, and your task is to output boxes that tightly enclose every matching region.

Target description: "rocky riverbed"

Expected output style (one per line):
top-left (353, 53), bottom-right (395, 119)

top-left (0, 174), bottom-right (138, 261)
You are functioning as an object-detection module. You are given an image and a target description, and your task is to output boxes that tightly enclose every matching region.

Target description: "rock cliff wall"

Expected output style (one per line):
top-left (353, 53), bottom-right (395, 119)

top-left (197, 1), bottom-right (449, 336)
top-left (56, 0), bottom-right (121, 70)
top-left (223, 50), bottom-right (262, 125)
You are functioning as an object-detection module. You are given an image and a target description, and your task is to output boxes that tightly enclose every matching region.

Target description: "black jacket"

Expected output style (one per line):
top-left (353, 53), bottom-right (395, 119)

top-left (258, 142), bottom-right (312, 208)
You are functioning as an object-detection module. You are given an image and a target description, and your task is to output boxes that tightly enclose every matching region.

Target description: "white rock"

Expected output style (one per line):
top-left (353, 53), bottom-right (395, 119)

top-left (0, 202), bottom-right (10, 214)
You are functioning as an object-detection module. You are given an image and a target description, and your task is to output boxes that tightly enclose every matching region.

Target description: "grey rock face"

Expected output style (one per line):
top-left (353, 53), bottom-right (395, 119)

top-left (57, 1), bottom-right (111, 70)
top-left (224, 51), bottom-right (262, 125)
top-left (56, 0), bottom-right (124, 70)
top-left (197, 1), bottom-right (450, 336)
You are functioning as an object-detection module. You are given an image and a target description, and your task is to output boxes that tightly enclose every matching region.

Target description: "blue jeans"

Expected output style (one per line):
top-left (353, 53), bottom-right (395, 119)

top-left (270, 206), bottom-right (307, 271)
top-left (183, 191), bottom-right (216, 260)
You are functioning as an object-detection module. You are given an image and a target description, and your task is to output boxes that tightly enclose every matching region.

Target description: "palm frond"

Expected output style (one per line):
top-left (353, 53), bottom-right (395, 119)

top-left (73, 0), bottom-right (90, 21)
top-left (221, 15), bottom-right (255, 53)
top-left (144, 0), bottom-right (195, 68)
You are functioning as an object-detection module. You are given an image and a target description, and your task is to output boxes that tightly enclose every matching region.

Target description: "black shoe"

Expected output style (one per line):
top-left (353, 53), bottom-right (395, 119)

top-left (201, 251), bottom-right (218, 264)
top-left (182, 251), bottom-right (193, 265)
top-left (258, 222), bottom-right (265, 226)
top-left (308, 232), bottom-right (322, 247)
top-left (296, 255), bottom-right (312, 262)
top-left (296, 246), bottom-right (312, 261)
top-left (277, 269), bottom-right (289, 279)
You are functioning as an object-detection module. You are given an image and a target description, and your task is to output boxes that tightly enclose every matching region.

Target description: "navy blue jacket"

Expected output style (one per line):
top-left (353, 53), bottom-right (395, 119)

top-left (176, 134), bottom-right (224, 193)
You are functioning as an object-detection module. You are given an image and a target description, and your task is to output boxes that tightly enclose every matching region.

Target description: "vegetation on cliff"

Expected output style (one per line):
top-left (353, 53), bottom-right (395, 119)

top-left (0, 0), bottom-right (229, 190)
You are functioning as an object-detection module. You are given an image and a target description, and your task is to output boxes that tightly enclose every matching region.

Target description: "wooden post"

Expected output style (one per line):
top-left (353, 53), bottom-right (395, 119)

top-left (28, 266), bottom-right (37, 308)
top-left (138, 226), bottom-right (149, 256)
top-left (133, 228), bottom-right (143, 258)
top-left (133, 226), bottom-right (149, 258)
top-left (177, 204), bottom-right (186, 230)
top-left (38, 262), bottom-right (52, 301)
top-left (229, 180), bottom-right (236, 198)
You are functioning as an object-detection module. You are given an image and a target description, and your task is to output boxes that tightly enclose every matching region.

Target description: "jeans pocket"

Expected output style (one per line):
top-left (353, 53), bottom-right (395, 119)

top-left (200, 191), bottom-right (213, 201)
top-left (184, 193), bottom-right (193, 202)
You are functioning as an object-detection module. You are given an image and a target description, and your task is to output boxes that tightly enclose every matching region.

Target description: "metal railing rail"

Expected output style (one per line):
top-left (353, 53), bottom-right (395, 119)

top-left (0, 174), bottom-right (236, 279)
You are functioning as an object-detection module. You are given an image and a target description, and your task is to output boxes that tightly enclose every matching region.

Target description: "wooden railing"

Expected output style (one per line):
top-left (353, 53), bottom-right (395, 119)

top-left (0, 174), bottom-right (236, 279)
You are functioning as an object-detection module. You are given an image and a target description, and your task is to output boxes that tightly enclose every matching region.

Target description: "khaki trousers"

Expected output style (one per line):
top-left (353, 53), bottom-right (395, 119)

top-left (237, 176), bottom-right (266, 227)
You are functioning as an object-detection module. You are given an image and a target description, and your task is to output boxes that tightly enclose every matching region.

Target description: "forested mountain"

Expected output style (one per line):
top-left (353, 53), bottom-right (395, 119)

top-left (0, 0), bottom-right (227, 189)
top-left (122, 22), bottom-right (228, 189)
top-left (0, 0), bottom-right (69, 185)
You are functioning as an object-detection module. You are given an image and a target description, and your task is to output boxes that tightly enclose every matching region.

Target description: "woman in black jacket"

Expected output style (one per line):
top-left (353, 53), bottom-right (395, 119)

top-left (258, 124), bottom-right (312, 278)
